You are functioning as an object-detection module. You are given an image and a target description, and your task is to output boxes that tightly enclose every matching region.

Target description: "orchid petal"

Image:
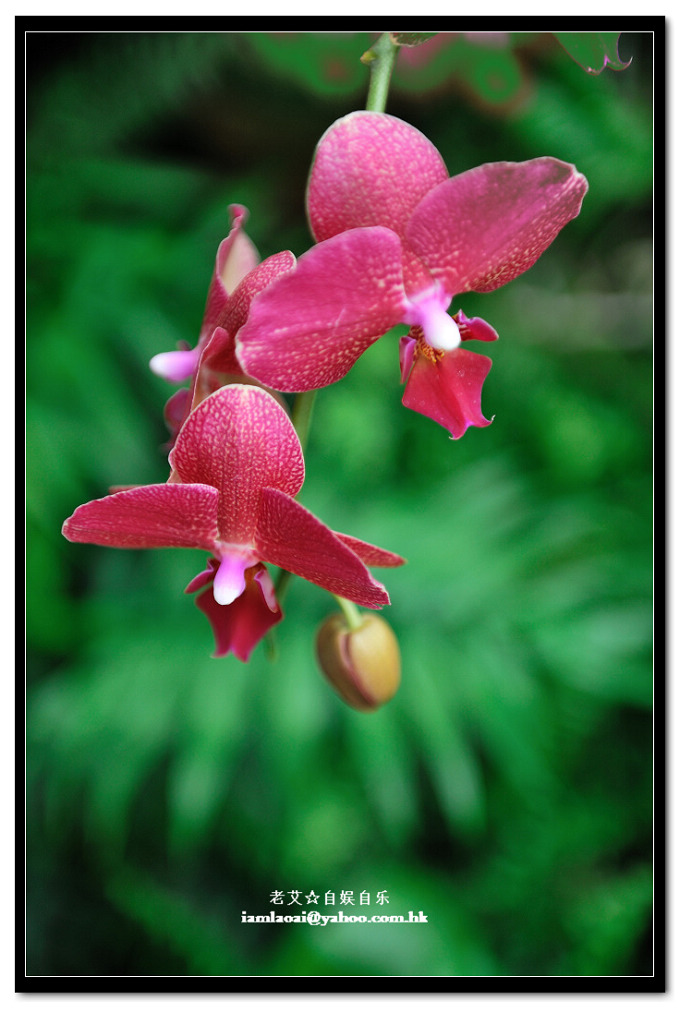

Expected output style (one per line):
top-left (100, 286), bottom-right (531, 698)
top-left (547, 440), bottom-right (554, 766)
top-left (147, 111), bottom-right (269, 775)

top-left (402, 347), bottom-right (493, 439)
top-left (406, 157), bottom-right (588, 295)
top-left (62, 483), bottom-right (219, 550)
top-left (255, 488), bottom-right (390, 609)
top-left (200, 205), bottom-right (259, 344)
top-left (170, 384), bottom-right (305, 544)
top-left (194, 563), bottom-right (282, 661)
top-left (333, 533), bottom-right (406, 568)
top-left (307, 111), bottom-right (449, 243)
top-left (237, 227), bottom-right (409, 392)
top-left (201, 249), bottom-right (297, 376)
top-left (307, 111), bottom-right (449, 292)
top-left (219, 204), bottom-right (260, 293)
top-left (185, 327), bottom-right (235, 412)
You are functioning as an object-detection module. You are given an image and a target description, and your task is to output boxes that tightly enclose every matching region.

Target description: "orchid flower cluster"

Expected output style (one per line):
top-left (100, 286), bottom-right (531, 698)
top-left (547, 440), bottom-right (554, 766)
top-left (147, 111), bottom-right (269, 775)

top-left (62, 107), bottom-right (587, 709)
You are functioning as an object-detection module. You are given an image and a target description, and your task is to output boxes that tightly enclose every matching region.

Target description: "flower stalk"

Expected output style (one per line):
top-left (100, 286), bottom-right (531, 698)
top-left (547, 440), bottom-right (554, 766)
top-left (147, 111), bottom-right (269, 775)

top-left (267, 34), bottom-right (401, 650)
top-left (363, 32), bottom-right (399, 114)
top-left (334, 594), bottom-right (364, 632)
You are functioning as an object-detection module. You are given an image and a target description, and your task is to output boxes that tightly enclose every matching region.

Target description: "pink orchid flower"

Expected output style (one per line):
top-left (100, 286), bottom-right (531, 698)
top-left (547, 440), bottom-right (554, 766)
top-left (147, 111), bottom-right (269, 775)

top-left (150, 205), bottom-right (296, 441)
top-left (236, 111), bottom-right (588, 438)
top-left (62, 384), bottom-right (403, 662)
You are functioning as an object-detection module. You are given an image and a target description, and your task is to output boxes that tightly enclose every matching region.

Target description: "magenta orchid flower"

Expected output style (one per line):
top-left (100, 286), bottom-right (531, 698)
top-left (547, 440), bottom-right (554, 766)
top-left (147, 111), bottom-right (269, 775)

top-left (149, 205), bottom-right (296, 441)
top-left (62, 384), bottom-right (403, 661)
top-left (235, 111), bottom-right (588, 438)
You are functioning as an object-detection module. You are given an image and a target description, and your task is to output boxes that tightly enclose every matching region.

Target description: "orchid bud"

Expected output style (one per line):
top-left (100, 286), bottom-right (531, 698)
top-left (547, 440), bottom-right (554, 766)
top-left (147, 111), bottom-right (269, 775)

top-left (315, 613), bottom-right (401, 712)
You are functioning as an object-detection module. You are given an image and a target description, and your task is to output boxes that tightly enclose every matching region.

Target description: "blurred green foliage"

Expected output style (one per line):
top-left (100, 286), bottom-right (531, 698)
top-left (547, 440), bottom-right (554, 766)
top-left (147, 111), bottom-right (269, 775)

top-left (26, 30), bottom-right (653, 980)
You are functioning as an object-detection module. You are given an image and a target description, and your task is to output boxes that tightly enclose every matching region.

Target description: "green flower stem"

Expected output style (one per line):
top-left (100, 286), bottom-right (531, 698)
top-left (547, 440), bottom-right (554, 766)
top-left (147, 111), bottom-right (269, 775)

top-left (363, 32), bottom-right (399, 114)
top-left (265, 390), bottom-right (318, 659)
top-left (290, 389), bottom-right (316, 451)
top-left (265, 35), bottom-right (398, 660)
top-left (334, 594), bottom-right (364, 632)
top-left (277, 389), bottom-right (317, 602)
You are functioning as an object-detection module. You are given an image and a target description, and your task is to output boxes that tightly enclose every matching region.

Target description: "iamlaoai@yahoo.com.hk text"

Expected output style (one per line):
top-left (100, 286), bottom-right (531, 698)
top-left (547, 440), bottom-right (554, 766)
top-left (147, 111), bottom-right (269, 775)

top-left (240, 890), bottom-right (428, 925)
top-left (241, 909), bottom-right (428, 926)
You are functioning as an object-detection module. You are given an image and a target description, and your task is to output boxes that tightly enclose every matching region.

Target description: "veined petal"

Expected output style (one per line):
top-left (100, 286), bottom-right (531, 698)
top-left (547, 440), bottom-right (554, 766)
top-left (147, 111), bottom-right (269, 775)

top-left (170, 384), bottom-right (305, 544)
top-left (193, 562), bottom-right (282, 661)
top-left (406, 157), bottom-right (588, 295)
top-left (255, 488), bottom-right (390, 609)
top-left (402, 346), bottom-right (493, 439)
top-left (307, 111), bottom-right (449, 243)
top-left (334, 533), bottom-right (406, 568)
top-left (62, 483), bottom-right (220, 550)
top-left (237, 227), bottom-right (409, 392)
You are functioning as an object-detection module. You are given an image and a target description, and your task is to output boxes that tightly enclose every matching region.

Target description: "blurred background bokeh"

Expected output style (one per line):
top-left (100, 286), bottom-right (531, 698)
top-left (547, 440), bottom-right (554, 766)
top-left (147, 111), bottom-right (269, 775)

top-left (26, 30), bottom-right (653, 978)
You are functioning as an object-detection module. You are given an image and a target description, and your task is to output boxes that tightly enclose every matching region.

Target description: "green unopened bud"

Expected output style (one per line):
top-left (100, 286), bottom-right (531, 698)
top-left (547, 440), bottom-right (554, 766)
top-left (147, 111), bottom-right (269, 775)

top-left (315, 613), bottom-right (401, 712)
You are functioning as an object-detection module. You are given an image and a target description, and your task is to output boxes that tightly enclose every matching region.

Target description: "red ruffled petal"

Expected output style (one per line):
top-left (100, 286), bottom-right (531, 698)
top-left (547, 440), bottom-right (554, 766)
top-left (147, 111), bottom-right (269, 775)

top-left (402, 346), bottom-right (493, 439)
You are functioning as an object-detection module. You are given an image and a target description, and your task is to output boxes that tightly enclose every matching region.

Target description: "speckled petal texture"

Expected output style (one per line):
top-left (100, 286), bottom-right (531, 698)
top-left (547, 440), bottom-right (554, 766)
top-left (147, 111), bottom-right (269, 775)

top-left (170, 385), bottom-right (305, 544)
top-left (255, 488), bottom-right (390, 609)
top-left (406, 158), bottom-right (588, 295)
top-left (307, 111), bottom-right (449, 242)
top-left (237, 227), bottom-right (409, 392)
top-left (61, 483), bottom-right (220, 551)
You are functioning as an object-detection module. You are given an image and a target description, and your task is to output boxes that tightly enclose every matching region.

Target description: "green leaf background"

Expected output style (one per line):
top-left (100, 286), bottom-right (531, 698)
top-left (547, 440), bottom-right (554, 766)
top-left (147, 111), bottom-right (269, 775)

top-left (26, 30), bottom-right (653, 979)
